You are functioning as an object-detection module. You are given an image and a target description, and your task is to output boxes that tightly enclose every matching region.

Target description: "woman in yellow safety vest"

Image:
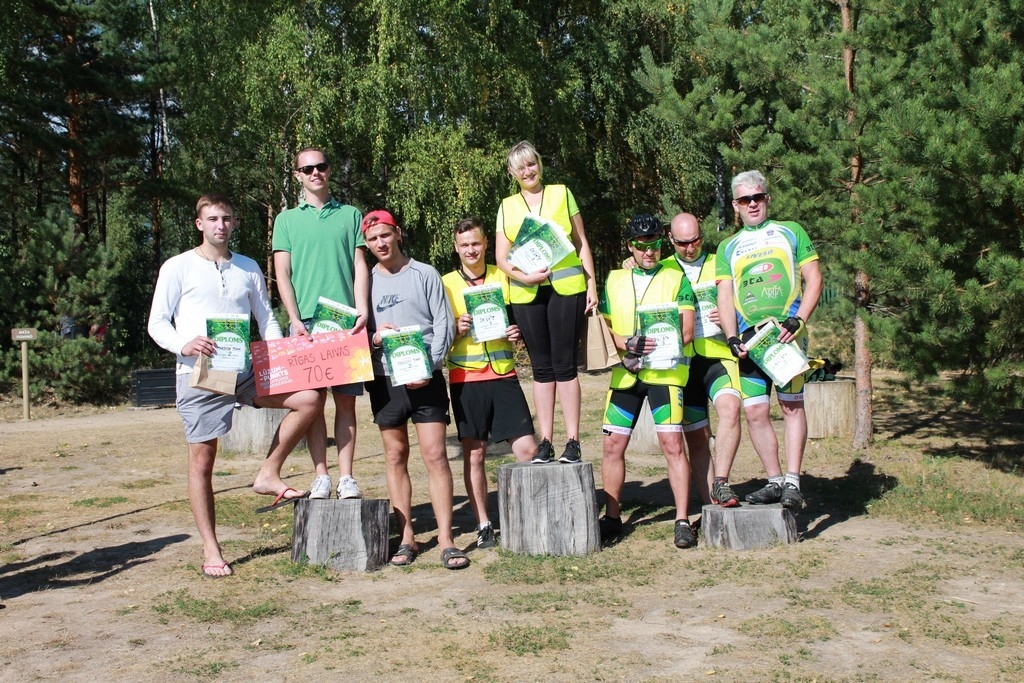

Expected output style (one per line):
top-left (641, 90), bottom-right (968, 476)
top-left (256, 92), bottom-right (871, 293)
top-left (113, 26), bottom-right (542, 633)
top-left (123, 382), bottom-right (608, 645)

top-left (494, 140), bottom-right (598, 465)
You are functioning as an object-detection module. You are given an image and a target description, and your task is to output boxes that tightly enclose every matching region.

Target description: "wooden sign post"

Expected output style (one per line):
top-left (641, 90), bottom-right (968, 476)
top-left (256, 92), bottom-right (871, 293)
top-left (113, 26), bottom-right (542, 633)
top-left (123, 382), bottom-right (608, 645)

top-left (11, 327), bottom-right (38, 421)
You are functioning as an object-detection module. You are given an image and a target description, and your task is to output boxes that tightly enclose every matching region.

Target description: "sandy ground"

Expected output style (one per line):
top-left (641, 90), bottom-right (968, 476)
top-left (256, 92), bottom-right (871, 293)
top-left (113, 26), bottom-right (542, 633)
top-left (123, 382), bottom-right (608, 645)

top-left (1, 373), bottom-right (1022, 682)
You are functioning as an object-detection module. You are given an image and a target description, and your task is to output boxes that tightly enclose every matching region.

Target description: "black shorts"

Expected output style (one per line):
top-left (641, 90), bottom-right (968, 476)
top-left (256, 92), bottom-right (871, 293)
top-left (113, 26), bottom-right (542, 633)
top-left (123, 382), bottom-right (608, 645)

top-left (450, 377), bottom-right (535, 443)
top-left (682, 355), bottom-right (740, 409)
top-left (366, 371), bottom-right (450, 428)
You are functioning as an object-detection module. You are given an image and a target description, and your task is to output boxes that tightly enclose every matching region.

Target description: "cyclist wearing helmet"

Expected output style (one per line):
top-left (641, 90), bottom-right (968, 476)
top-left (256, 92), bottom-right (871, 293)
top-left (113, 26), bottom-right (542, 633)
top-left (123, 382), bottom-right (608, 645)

top-left (596, 215), bottom-right (698, 549)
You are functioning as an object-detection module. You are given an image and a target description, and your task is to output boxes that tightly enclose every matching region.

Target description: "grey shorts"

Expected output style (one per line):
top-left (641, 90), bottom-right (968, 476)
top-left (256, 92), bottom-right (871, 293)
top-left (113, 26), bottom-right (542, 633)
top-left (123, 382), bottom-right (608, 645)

top-left (175, 371), bottom-right (259, 443)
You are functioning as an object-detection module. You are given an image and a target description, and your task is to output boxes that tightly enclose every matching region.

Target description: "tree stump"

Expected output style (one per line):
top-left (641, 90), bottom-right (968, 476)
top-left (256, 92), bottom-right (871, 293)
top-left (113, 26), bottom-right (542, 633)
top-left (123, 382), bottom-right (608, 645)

top-left (497, 462), bottom-right (600, 556)
top-left (700, 503), bottom-right (797, 550)
top-left (221, 406), bottom-right (306, 454)
top-left (627, 398), bottom-right (661, 454)
top-left (805, 379), bottom-right (855, 440)
top-left (292, 499), bottom-right (390, 572)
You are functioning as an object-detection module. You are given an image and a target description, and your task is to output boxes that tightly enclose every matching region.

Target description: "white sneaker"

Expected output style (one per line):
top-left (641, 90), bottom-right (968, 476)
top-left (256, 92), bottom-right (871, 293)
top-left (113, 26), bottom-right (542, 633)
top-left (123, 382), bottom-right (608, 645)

top-left (308, 474), bottom-right (332, 500)
top-left (337, 475), bottom-right (362, 499)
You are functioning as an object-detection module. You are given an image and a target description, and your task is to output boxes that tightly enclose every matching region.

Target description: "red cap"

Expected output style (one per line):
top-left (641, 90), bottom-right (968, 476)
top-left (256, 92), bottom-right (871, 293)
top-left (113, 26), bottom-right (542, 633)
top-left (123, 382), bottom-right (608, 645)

top-left (361, 209), bottom-right (399, 233)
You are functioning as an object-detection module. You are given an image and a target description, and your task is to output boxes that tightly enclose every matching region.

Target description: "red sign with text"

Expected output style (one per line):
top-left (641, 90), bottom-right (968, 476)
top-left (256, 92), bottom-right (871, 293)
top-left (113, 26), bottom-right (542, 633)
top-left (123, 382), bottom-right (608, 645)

top-left (250, 330), bottom-right (374, 396)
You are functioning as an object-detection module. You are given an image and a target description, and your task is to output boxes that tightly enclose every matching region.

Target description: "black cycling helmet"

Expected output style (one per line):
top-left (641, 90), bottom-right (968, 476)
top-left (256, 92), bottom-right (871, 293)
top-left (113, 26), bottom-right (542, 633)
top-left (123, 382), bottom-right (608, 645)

top-left (625, 214), bottom-right (663, 240)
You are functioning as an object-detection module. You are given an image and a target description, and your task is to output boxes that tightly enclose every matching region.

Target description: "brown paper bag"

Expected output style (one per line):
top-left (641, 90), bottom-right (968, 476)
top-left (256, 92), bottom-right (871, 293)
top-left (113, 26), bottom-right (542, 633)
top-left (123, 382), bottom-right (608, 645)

top-left (189, 353), bottom-right (238, 395)
top-left (583, 310), bottom-right (619, 370)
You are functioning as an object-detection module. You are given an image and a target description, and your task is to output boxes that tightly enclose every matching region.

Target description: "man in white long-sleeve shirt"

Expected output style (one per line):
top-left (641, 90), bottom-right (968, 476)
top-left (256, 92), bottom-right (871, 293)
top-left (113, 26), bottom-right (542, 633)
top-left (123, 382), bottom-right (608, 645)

top-left (148, 194), bottom-right (323, 578)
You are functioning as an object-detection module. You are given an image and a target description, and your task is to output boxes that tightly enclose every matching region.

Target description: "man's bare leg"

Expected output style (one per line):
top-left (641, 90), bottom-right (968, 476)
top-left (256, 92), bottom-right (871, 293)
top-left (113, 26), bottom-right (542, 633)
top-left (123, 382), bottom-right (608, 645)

top-left (252, 389), bottom-right (323, 496)
top-left (381, 425), bottom-right (415, 556)
top-left (188, 439), bottom-right (231, 576)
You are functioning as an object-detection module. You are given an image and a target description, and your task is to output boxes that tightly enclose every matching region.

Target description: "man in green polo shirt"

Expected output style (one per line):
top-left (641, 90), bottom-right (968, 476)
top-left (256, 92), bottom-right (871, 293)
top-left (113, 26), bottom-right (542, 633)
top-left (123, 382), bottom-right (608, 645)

top-left (273, 147), bottom-right (369, 500)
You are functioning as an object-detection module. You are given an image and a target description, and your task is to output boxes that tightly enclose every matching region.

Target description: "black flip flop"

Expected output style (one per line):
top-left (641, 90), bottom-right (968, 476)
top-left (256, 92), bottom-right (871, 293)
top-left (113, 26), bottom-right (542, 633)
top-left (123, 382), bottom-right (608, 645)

top-left (390, 544), bottom-right (417, 567)
top-left (440, 546), bottom-right (470, 570)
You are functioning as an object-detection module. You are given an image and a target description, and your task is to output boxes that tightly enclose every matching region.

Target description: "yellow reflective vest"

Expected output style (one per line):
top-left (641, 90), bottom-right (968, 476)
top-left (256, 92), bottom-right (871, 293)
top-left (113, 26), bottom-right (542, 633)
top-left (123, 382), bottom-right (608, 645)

top-left (603, 266), bottom-right (691, 389)
top-left (499, 184), bottom-right (586, 303)
top-left (661, 253), bottom-right (732, 361)
top-left (441, 266), bottom-right (516, 375)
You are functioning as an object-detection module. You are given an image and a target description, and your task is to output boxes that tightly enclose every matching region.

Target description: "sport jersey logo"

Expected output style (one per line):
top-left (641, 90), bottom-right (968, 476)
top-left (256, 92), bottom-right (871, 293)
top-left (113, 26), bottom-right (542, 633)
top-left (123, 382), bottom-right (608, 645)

top-left (375, 294), bottom-right (403, 313)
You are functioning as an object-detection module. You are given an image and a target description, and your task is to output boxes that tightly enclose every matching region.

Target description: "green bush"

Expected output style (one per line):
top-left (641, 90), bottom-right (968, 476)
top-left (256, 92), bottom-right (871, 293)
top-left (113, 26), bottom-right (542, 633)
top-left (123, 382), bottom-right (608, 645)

top-left (1, 208), bottom-right (130, 405)
top-left (3, 332), bottom-right (129, 404)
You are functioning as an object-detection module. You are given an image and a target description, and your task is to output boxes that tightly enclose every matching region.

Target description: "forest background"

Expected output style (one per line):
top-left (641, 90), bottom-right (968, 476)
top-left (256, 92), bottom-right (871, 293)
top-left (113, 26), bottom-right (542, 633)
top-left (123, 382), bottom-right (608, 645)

top-left (1, 0), bottom-right (1022, 441)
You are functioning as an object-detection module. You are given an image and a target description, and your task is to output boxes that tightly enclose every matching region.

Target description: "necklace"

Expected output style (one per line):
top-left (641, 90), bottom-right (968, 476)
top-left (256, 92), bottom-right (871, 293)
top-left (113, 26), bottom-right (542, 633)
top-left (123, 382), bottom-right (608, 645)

top-left (196, 245), bottom-right (230, 266)
top-left (459, 266), bottom-right (486, 284)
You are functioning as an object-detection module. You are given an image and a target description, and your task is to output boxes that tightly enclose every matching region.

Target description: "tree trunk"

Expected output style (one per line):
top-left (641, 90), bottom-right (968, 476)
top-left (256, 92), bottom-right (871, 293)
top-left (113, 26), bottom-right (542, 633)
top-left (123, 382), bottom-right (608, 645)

top-left (292, 499), bottom-right (390, 572)
top-left (266, 202), bottom-right (275, 291)
top-left (497, 462), bottom-right (601, 556)
top-left (66, 88), bottom-right (88, 240)
top-left (700, 503), bottom-right (797, 550)
top-left (837, 0), bottom-right (873, 448)
top-left (148, 0), bottom-right (167, 280)
top-left (853, 270), bottom-right (873, 448)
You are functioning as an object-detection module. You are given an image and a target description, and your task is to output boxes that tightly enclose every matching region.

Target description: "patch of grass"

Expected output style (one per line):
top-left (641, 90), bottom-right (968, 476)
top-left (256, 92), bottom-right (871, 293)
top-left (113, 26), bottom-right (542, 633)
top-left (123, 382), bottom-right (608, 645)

top-left (176, 660), bottom-right (239, 677)
top-left (0, 497), bottom-right (40, 524)
top-left (214, 494), bottom-right (293, 531)
top-left (71, 496), bottom-right (128, 508)
top-left (271, 556), bottom-right (335, 581)
top-left (483, 548), bottom-right (663, 586)
top-left (736, 614), bottom-right (836, 643)
top-left (52, 443), bottom-right (72, 457)
top-left (320, 625), bottom-right (366, 643)
top-left (119, 478), bottom-right (168, 490)
top-left (872, 456), bottom-right (1024, 529)
top-left (484, 454), bottom-right (515, 484)
top-left (213, 470), bottom-right (235, 477)
top-left (337, 598), bottom-right (362, 613)
top-left (152, 589), bottom-right (281, 625)
top-left (998, 656), bottom-right (1024, 678)
top-left (633, 465), bottom-right (667, 478)
top-left (488, 624), bottom-right (569, 655)
top-left (837, 561), bottom-right (948, 613)
top-left (1005, 547), bottom-right (1024, 570)
top-left (503, 590), bottom-right (576, 613)
top-left (682, 547), bottom-right (835, 589)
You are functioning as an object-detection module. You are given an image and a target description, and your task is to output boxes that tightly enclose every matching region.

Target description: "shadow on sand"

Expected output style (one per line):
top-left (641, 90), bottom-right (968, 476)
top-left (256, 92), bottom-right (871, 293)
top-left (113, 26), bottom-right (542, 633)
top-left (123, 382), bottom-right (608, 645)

top-left (0, 535), bottom-right (190, 601)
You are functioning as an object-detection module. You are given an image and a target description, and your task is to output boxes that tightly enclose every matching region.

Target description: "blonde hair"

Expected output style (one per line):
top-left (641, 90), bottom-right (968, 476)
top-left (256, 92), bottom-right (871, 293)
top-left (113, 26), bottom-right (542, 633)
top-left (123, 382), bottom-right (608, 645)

top-left (506, 140), bottom-right (543, 177)
top-left (294, 147), bottom-right (329, 169)
top-left (195, 193), bottom-right (234, 218)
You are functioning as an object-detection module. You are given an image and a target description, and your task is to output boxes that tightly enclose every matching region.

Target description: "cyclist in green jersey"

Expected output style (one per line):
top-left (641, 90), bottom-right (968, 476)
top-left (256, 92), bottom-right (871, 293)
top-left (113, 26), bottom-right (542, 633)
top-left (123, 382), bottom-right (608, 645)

top-left (716, 171), bottom-right (823, 511)
top-left (665, 213), bottom-right (743, 509)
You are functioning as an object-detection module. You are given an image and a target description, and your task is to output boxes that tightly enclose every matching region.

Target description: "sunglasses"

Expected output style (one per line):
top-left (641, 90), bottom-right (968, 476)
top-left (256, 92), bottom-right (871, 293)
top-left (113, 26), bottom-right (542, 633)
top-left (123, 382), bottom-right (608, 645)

top-left (734, 192), bottom-right (768, 206)
top-left (296, 162), bottom-right (330, 175)
top-left (670, 235), bottom-right (701, 247)
top-left (629, 238), bottom-right (663, 252)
